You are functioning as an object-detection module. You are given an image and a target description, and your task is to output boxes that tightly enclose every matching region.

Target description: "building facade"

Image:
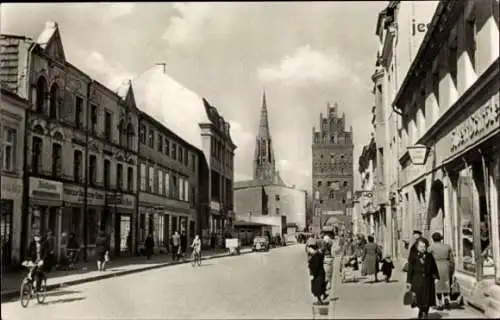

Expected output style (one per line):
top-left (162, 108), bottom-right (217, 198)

top-left (393, 0), bottom-right (499, 316)
top-left (1, 22), bottom-right (140, 262)
top-left (130, 64), bottom-right (236, 247)
top-left (311, 103), bottom-right (354, 218)
top-left (0, 87), bottom-right (28, 267)
top-left (136, 110), bottom-right (199, 252)
top-left (356, 136), bottom-right (377, 238)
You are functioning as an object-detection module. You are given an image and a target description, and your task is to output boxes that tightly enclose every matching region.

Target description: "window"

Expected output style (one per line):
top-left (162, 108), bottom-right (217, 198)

top-left (343, 181), bottom-right (348, 188)
top-left (90, 104), bottom-right (98, 134)
top-left (52, 143), bottom-right (62, 177)
top-left (104, 159), bottom-right (111, 189)
top-left (148, 129), bottom-right (155, 148)
top-left (179, 146), bottom-right (183, 163)
top-left (329, 190), bottom-right (335, 199)
top-left (49, 84), bottom-right (59, 119)
top-left (104, 111), bottom-right (112, 140)
top-left (158, 169), bottom-right (163, 195)
top-left (148, 166), bottom-right (155, 192)
top-left (275, 195), bottom-right (280, 201)
top-left (75, 96), bottom-right (83, 128)
top-left (172, 175), bottom-right (178, 199)
top-left (184, 149), bottom-right (188, 166)
top-left (116, 163), bottom-right (123, 190)
top-left (276, 208), bottom-right (280, 215)
top-left (165, 172), bottom-right (170, 197)
top-left (157, 134), bottom-right (163, 152)
top-left (1, 127), bottom-right (16, 171)
top-left (317, 181), bottom-right (322, 187)
top-left (35, 77), bottom-right (47, 113)
top-left (139, 124), bottom-right (146, 144)
top-left (126, 124), bottom-right (134, 150)
top-left (179, 177), bottom-right (184, 200)
top-left (73, 150), bottom-right (83, 182)
top-left (191, 154), bottom-right (196, 171)
top-left (127, 167), bottom-right (134, 192)
top-left (171, 143), bottom-right (177, 160)
top-left (164, 138), bottom-right (170, 155)
top-left (184, 180), bottom-right (189, 202)
top-left (140, 164), bottom-right (146, 191)
top-left (89, 155), bottom-right (97, 185)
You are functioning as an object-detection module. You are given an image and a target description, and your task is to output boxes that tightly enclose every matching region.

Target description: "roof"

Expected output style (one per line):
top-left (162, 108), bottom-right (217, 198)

top-left (131, 64), bottom-right (211, 150)
top-left (37, 21), bottom-right (57, 49)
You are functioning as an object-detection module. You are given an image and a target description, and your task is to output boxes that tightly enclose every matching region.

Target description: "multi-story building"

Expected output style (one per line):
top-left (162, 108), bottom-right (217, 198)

top-left (0, 86), bottom-right (28, 267)
top-left (311, 102), bottom-right (354, 219)
top-left (393, 0), bottom-right (499, 316)
top-left (1, 21), bottom-right (140, 261)
top-left (131, 63), bottom-right (236, 247)
top-left (136, 108), bottom-right (199, 252)
top-left (234, 92), bottom-right (307, 233)
top-left (355, 136), bottom-right (377, 238)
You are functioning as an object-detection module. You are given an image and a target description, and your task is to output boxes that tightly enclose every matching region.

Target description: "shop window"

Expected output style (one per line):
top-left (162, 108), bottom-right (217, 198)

top-left (158, 215), bottom-right (165, 246)
top-left (87, 209), bottom-right (97, 245)
top-left (31, 137), bottom-right (43, 174)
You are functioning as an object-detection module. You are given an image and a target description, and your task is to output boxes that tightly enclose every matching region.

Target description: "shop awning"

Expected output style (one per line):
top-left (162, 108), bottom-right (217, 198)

top-left (233, 220), bottom-right (274, 227)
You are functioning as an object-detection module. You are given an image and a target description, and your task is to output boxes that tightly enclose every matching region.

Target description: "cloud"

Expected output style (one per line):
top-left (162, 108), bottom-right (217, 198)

top-left (257, 45), bottom-right (359, 87)
top-left (107, 3), bottom-right (136, 19)
top-left (83, 51), bottom-right (134, 90)
top-left (161, 3), bottom-right (213, 47)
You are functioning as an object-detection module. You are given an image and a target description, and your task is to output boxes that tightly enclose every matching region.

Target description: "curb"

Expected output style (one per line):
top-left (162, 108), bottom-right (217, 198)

top-left (1, 249), bottom-right (252, 302)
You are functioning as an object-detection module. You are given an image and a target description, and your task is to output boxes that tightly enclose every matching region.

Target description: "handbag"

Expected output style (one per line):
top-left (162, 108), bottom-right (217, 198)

top-left (403, 290), bottom-right (416, 307)
top-left (450, 277), bottom-right (460, 301)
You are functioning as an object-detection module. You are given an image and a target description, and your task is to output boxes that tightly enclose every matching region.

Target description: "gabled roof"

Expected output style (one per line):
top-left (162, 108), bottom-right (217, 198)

top-left (130, 64), bottom-right (211, 151)
top-left (37, 21), bottom-right (65, 62)
top-left (116, 79), bottom-right (137, 109)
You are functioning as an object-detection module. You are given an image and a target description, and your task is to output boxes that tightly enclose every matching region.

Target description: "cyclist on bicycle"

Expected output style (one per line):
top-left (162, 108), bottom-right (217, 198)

top-left (191, 235), bottom-right (201, 257)
top-left (26, 232), bottom-right (48, 291)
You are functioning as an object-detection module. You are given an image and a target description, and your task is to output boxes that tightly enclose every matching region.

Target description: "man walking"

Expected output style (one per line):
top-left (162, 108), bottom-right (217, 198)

top-left (171, 231), bottom-right (181, 261)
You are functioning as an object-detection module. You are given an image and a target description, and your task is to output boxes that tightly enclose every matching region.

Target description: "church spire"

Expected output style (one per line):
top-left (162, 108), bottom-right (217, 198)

top-left (258, 90), bottom-right (271, 138)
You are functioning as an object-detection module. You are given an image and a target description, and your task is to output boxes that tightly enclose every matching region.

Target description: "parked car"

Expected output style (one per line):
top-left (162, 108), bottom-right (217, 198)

top-left (252, 236), bottom-right (270, 252)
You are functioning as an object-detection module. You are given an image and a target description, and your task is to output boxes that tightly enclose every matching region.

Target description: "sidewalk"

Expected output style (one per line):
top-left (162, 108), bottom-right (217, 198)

top-left (331, 267), bottom-right (483, 319)
top-left (1, 248), bottom-right (251, 302)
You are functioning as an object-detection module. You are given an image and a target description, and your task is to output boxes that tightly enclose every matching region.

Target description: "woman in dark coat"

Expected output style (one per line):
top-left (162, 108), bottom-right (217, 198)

top-left (307, 243), bottom-right (327, 305)
top-left (362, 235), bottom-right (382, 282)
top-left (145, 233), bottom-right (155, 260)
top-left (95, 230), bottom-right (110, 271)
top-left (406, 238), bottom-right (439, 319)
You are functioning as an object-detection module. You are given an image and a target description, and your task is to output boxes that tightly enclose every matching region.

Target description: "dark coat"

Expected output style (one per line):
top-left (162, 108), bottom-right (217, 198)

top-left (27, 240), bottom-right (48, 263)
top-left (406, 250), bottom-right (439, 309)
top-left (95, 233), bottom-right (110, 259)
top-left (363, 242), bottom-right (382, 275)
top-left (409, 237), bottom-right (430, 261)
top-left (308, 251), bottom-right (326, 298)
top-left (180, 233), bottom-right (187, 251)
top-left (145, 236), bottom-right (154, 248)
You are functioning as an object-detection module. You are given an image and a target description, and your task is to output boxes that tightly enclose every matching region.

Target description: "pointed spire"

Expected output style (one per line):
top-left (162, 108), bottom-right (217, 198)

top-left (258, 90), bottom-right (271, 138)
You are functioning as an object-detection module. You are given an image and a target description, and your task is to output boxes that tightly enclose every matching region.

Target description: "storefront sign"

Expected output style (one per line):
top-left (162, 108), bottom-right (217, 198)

top-left (1, 176), bottom-right (22, 199)
top-left (450, 94), bottom-right (500, 155)
top-left (29, 177), bottom-right (63, 201)
top-left (63, 185), bottom-right (105, 206)
top-left (407, 144), bottom-right (429, 165)
top-left (107, 193), bottom-right (135, 210)
top-left (210, 201), bottom-right (220, 211)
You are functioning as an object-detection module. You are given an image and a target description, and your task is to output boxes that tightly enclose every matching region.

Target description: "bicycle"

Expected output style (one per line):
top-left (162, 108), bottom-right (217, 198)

top-left (20, 261), bottom-right (47, 308)
top-left (191, 249), bottom-right (202, 267)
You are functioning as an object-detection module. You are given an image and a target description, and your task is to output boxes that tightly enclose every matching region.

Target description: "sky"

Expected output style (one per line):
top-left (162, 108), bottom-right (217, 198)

top-left (1, 2), bottom-right (437, 192)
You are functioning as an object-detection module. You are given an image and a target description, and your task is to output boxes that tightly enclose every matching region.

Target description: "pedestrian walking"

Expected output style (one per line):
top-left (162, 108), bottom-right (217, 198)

top-left (307, 243), bottom-right (327, 305)
top-left (362, 235), bottom-right (382, 283)
top-left (95, 230), bottom-right (110, 271)
top-left (145, 232), bottom-right (155, 260)
top-left (429, 232), bottom-right (454, 310)
top-left (44, 229), bottom-right (56, 272)
top-left (405, 238), bottom-right (440, 319)
top-left (180, 230), bottom-right (187, 259)
top-left (171, 231), bottom-right (181, 261)
top-left (380, 254), bottom-right (395, 282)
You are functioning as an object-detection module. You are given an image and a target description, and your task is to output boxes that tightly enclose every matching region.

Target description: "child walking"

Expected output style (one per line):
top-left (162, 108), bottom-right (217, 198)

top-left (381, 254), bottom-right (395, 282)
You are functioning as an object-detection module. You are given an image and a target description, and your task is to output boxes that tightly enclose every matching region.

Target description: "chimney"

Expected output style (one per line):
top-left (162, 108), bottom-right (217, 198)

top-left (155, 62), bottom-right (167, 74)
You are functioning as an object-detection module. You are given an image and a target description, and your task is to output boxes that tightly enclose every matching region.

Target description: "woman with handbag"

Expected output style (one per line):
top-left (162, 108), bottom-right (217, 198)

top-left (429, 232), bottom-right (454, 310)
top-left (405, 238), bottom-right (439, 319)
